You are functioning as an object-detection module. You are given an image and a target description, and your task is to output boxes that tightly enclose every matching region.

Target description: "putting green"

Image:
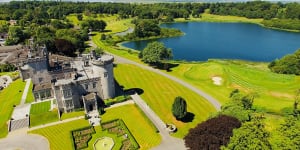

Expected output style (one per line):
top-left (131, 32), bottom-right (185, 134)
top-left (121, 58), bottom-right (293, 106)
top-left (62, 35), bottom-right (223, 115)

top-left (94, 137), bottom-right (114, 150)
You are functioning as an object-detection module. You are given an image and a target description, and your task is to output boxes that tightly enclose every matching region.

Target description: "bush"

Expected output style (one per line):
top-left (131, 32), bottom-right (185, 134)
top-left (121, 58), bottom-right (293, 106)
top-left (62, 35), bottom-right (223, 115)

top-left (184, 115), bottom-right (241, 150)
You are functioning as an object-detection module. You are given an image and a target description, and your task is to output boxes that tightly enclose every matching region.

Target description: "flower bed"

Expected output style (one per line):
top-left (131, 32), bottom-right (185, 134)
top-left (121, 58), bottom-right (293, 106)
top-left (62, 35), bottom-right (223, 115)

top-left (71, 126), bottom-right (95, 150)
top-left (101, 119), bottom-right (139, 150)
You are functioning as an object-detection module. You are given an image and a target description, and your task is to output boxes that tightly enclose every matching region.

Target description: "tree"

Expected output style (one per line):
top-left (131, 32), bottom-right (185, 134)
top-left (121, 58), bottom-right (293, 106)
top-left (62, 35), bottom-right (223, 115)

top-left (223, 115), bottom-right (271, 150)
top-left (6, 26), bottom-right (25, 45)
top-left (140, 41), bottom-right (172, 64)
top-left (133, 19), bottom-right (161, 38)
top-left (184, 115), bottom-right (241, 150)
top-left (54, 39), bottom-right (76, 57)
top-left (81, 20), bottom-right (107, 31)
top-left (172, 96), bottom-right (187, 120)
top-left (268, 49), bottom-right (300, 75)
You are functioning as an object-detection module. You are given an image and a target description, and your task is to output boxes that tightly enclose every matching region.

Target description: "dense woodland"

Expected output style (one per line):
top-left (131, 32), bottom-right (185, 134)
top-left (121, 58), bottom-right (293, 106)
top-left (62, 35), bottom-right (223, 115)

top-left (1, 1), bottom-right (300, 30)
top-left (269, 49), bottom-right (300, 75)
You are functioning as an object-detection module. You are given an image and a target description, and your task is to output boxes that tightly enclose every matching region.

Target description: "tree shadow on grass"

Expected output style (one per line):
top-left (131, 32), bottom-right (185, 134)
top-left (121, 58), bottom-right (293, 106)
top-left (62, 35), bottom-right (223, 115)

top-left (153, 62), bottom-right (179, 72)
top-left (180, 112), bottom-right (195, 123)
top-left (124, 88), bottom-right (144, 95)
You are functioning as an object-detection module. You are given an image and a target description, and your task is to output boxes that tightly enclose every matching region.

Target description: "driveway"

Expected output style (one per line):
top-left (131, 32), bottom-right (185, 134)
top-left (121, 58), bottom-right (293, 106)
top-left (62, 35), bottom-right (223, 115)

top-left (131, 94), bottom-right (186, 150)
top-left (0, 129), bottom-right (49, 150)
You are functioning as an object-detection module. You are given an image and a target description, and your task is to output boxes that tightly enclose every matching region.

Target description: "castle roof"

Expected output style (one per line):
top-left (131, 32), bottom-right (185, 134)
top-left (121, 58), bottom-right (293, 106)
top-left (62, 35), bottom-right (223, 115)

top-left (33, 82), bottom-right (52, 92)
top-left (83, 93), bottom-right (96, 101)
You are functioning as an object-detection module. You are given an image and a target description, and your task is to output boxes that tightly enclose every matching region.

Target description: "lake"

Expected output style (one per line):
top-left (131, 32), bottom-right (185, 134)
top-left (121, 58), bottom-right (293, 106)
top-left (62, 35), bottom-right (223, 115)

top-left (122, 22), bottom-right (300, 62)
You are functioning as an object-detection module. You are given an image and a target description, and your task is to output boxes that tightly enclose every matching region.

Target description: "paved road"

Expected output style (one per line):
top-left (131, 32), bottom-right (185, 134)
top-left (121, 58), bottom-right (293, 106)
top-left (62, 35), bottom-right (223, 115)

top-left (20, 79), bottom-right (31, 105)
top-left (89, 40), bottom-right (221, 110)
top-left (131, 94), bottom-right (186, 150)
top-left (112, 53), bottom-right (221, 111)
top-left (0, 128), bottom-right (49, 150)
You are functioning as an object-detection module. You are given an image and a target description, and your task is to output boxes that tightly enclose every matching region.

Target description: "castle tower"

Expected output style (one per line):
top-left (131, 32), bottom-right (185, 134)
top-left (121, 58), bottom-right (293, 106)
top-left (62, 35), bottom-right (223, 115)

top-left (92, 55), bottom-right (115, 99)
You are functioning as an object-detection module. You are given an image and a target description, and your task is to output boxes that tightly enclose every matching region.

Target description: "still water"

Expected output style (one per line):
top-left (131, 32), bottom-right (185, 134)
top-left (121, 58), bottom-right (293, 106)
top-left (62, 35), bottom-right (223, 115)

top-left (122, 22), bottom-right (300, 62)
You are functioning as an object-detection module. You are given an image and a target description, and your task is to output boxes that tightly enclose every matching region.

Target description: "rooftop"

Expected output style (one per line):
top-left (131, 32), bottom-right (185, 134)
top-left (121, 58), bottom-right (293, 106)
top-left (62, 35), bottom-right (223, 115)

top-left (83, 93), bottom-right (96, 101)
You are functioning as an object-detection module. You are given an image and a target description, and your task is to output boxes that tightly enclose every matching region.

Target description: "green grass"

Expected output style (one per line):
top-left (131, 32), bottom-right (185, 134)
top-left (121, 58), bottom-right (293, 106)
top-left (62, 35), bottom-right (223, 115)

top-left (175, 13), bottom-right (263, 24)
top-left (30, 109), bottom-right (59, 127)
top-left (167, 60), bottom-right (299, 113)
top-left (30, 119), bottom-right (90, 150)
top-left (31, 104), bottom-right (160, 150)
top-left (61, 111), bottom-right (85, 120)
top-left (114, 64), bottom-right (216, 138)
top-left (0, 20), bottom-right (6, 25)
top-left (25, 81), bottom-right (35, 103)
top-left (101, 104), bottom-right (161, 150)
top-left (0, 79), bottom-right (25, 138)
top-left (88, 128), bottom-right (123, 150)
top-left (30, 101), bottom-right (51, 115)
top-left (0, 71), bottom-right (19, 79)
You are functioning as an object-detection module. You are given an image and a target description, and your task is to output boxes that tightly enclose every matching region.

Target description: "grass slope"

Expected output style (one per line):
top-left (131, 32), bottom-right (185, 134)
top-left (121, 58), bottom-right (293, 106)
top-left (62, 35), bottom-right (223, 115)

top-left (114, 64), bottom-right (216, 138)
top-left (0, 79), bottom-right (25, 138)
top-left (101, 104), bottom-right (161, 150)
top-left (30, 105), bottom-right (160, 150)
top-left (167, 60), bottom-right (299, 113)
top-left (30, 119), bottom-right (89, 150)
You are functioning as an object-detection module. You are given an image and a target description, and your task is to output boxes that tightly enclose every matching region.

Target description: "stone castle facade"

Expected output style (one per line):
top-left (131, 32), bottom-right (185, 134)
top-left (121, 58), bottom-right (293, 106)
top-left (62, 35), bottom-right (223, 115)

top-left (19, 46), bottom-right (115, 113)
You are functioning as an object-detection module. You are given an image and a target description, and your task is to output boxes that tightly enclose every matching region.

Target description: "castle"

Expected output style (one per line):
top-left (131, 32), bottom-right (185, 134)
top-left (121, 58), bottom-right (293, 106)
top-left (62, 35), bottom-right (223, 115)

top-left (19, 46), bottom-right (115, 114)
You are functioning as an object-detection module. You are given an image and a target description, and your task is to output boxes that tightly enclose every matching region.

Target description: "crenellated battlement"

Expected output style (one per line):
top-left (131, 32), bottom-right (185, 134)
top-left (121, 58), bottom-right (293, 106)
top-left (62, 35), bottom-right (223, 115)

top-left (91, 55), bottom-right (114, 66)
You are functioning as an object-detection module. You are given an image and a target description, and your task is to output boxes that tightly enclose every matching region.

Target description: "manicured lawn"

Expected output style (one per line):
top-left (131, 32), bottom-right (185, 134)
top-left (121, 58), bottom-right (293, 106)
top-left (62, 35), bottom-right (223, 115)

top-left (61, 110), bottom-right (85, 120)
top-left (30, 101), bottom-right (51, 115)
top-left (31, 104), bottom-right (160, 150)
top-left (25, 81), bottom-right (35, 103)
top-left (89, 126), bottom-right (123, 150)
top-left (114, 64), bottom-right (216, 138)
top-left (0, 79), bottom-right (25, 138)
top-left (30, 109), bottom-right (59, 127)
top-left (101, 104), bottom-right (161, 150)
top-left (167, 60), bottom-right (298, 113)
top-left (30, 119), bottom-right (90, 150)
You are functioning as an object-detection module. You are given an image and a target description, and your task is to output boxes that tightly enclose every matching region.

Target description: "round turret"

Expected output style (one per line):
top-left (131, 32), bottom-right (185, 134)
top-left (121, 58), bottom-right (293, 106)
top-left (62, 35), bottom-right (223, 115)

top-left (92, 55), bottom-right (115, 99)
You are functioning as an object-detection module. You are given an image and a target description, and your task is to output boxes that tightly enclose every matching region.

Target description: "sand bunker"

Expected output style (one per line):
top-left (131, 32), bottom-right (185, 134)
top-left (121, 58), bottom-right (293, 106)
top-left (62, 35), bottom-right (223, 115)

top-left (212, 77), bottom-right (222, 85)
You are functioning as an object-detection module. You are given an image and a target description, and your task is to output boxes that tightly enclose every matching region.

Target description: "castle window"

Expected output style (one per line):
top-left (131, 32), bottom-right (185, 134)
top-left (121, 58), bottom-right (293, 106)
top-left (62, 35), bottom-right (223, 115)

top-left (93, 82), bottom-right (96, 88)
top-left (85, 84), bottom-right (88, 90)
top-left (62, 89), bottom-right (72, 98)
top-left (104, 72), bottom-right (108, 78)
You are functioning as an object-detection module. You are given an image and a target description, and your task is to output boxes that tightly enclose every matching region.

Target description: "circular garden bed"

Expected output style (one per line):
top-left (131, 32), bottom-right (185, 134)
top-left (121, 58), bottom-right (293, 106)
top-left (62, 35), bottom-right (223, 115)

top-left (94, 137), bottom-right (114, 150)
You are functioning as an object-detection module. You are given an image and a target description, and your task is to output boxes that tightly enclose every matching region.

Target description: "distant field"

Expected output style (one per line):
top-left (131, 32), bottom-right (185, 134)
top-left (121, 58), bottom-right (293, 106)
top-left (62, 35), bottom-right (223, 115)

top-left (167, 60), bottom-right (299, 113)
top-left (0, 79), bottom-right (25, 138)
top-left (175, 13), bottom-right (263, 24)
top-left (114, 64), bottom-right (216, 138)
top-left (67, 14), bottom-right (132, 34)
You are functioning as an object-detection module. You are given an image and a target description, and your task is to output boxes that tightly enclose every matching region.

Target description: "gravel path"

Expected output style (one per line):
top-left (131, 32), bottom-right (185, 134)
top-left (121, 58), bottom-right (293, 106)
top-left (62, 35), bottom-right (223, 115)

top-left (131, 94), bottom-right (186, 150)
top-left (0, 129), bottom-right (49, 150)
top-left (112, 53), bottom-right (221, 110)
